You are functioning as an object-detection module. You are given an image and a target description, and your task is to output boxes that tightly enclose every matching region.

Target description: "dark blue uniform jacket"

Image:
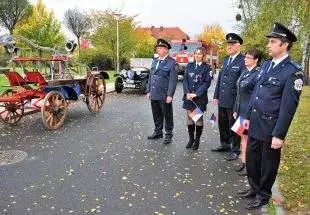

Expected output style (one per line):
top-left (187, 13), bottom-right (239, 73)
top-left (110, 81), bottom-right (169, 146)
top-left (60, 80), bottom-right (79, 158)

top-left (246, 57), bottom-right (304, 141)
top-left (147, 56), bottom-right (177, 100)
top-left (182, 62), bottom-right (212, 111)
top-left (214, 53), bottom-right (245, 108)
top-left (233, 67), bottom-right (259, 117)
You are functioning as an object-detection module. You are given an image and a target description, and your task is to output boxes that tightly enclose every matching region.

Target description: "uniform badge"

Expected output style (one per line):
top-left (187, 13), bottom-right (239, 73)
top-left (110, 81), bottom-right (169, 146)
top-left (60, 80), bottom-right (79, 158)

top-left (294, 79), bottom-right (303, 91)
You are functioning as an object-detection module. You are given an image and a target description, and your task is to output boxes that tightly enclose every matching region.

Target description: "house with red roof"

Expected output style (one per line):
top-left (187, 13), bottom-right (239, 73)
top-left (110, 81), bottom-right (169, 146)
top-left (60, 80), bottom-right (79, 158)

top-left (135, 26), bottom-right (190, 41)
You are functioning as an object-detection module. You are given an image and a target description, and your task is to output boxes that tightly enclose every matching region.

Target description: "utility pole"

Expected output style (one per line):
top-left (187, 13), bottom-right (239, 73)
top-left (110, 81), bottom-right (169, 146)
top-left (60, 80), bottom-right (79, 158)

top-left (113, 13), bottom-right (122, 74)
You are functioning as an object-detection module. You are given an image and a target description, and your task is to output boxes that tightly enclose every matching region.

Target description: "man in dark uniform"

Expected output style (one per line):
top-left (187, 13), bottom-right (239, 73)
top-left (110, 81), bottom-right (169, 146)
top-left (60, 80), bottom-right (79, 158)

top-left (239, 22), bottom-right (304, 210)
top-left (146, 38), bottom-right (178, 144)
top-left (212, 33), bottom-right (245, 161)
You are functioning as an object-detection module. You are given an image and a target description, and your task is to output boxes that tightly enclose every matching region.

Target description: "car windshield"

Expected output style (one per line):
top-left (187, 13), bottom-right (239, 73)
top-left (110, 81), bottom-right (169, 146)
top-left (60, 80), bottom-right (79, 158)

top-left (170, 42), bottom-right (202, 54)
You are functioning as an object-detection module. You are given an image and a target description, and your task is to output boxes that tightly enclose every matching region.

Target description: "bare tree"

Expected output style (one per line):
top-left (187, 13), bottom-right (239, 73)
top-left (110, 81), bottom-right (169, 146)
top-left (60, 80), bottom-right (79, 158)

top-left (0, 0), bottom-right (32, 35)
top-left (235, 0), bottom-right (261, 30)
top-left (64, 8), bottom-right (91, 57)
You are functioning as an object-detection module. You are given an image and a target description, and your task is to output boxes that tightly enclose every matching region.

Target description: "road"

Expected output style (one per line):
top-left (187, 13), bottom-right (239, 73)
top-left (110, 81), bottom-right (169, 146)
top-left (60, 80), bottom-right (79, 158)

top-left (0, 80), bottom-right (264, 214)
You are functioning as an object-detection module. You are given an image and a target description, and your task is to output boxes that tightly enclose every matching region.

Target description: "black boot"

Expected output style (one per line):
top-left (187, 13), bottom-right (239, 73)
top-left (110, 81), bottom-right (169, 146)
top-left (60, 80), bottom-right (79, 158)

top-left (186, 124), bottom-right (195, 148)
top-left (192, 125), bottom-right (203, 150)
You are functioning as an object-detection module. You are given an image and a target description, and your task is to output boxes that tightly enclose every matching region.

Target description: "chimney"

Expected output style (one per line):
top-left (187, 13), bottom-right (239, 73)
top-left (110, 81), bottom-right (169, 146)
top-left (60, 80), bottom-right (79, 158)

top-left (160, 26), bottom-right (163, 31)
top-left (150, 25), bottom-right (154, 31)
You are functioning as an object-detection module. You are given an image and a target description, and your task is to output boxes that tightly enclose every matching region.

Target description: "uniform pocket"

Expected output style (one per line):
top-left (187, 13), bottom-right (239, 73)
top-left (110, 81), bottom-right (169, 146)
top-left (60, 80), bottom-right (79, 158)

top-left (261, 113), bottom-right (278, 121)
top-left (265, 78), bottom-right (281, 86)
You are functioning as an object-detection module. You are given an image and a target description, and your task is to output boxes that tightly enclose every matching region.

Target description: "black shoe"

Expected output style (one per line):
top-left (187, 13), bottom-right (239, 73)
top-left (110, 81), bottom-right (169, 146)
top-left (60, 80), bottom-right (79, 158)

top-left (192, 140), bottom-right (200, 150)
top-left (225, 152), bottom-right (239, 161)
top-left (192, 145), bottom-right (199, 150)
top-left (235, 163), bottom-right (245, 172)
top-left (238, 171), bottom-right (247, 176)
top-left (238, 168), bottom-right (247, 176)
top-left (147, 132), bottom-right (163, 139)
top-left (211, 146), bottom-right (231, 152)
top-left (186, 139), bottom-right (194, 148)
top-left (237, 189), bottom-right (256, 199)
top-left (163, 135), bottom-right (172, 144)
top-left (245, 198), bottom-right (269, 210)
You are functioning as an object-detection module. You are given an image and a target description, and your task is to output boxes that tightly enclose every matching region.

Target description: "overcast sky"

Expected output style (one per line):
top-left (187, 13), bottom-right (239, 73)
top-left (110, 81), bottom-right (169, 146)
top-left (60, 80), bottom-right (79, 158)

top-left (29, 0), bottom-right (240, 38)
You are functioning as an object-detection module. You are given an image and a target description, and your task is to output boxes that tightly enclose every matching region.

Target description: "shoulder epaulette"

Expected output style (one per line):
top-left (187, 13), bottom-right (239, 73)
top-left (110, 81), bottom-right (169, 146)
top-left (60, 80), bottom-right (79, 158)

top-left (289, 60), bottom-right (302, 70)
top-left (261, 59), bottom-right (271, 67)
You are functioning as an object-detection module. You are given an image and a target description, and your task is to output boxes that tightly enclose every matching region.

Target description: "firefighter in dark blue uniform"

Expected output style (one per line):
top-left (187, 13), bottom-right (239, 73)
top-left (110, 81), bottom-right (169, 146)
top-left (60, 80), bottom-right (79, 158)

top-left (183, 47), bottom-right (212, 150)
top-left (212, 33), bottom-right (245, 161)
top-left (232, 48), bottom-right (262, 176)
top-left (239, 22), bottom-right (304, 210)
top-left (146, 38), bottom-right (178, 144)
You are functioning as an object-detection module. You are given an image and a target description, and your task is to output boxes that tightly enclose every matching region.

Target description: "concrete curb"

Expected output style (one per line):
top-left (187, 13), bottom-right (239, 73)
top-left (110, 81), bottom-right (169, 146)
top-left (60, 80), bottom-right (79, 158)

top-left (272, 181), bottom-right (285, 215)
top-left (262, 181), bottom-right (285, 214)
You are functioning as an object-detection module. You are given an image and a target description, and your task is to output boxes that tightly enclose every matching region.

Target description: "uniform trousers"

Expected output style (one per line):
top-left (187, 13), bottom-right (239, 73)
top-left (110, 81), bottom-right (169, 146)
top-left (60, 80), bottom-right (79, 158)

top-left (246, 136), bottom-right (281, 201)
top-left (218, 106), bottom-right (240, 152)
top-left (151, 100), bottom-right (173, 135)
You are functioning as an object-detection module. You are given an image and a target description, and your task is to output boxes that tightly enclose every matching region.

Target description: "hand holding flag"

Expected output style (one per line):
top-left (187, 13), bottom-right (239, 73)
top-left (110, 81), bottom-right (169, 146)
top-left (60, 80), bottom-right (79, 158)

top-left (209, 113), bottom-right (217, 126)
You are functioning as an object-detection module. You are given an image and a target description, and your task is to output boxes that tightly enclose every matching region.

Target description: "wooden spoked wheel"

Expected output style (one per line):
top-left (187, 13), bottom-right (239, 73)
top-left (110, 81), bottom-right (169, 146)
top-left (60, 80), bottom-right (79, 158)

top-left (41, 91), bottom-right (68, 130)
top-left (86, 74), bottom-right (106, 113)
top-left (0, 89), bottom-right (24, 124)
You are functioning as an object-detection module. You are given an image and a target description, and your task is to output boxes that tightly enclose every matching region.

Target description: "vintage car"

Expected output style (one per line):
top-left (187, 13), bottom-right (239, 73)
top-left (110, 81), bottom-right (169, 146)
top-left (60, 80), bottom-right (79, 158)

top-left (114, 67), bottom-right (150, 94)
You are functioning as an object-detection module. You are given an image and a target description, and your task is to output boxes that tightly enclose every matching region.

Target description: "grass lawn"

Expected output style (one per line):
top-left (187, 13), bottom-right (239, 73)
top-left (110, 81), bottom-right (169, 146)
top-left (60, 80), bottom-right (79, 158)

top-left (277, 85), bottom-right (310, 213)
top-left (267, 203), bottom-right (276, 215)
top-left (0, 73), bottom-right (10, 94)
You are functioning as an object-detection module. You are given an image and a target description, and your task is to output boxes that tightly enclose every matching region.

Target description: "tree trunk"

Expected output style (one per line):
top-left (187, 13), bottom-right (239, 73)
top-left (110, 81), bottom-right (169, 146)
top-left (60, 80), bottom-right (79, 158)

top-left (301, 34), bottom-right (310, 85)
top-left (77, 36), bottom-right (81, 59)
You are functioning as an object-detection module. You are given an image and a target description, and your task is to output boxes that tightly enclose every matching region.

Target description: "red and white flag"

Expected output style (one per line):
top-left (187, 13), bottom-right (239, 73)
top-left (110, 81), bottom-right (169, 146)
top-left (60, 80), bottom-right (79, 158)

top-left (231, 116), bottom-right (246, 136)
top-left (189, 106), bottom-right (204, 123)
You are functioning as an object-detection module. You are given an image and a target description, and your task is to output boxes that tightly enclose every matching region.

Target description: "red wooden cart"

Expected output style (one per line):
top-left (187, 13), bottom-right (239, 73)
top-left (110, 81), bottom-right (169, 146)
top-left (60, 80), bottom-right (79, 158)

top-left (0, 35), bottom-right (109, 130)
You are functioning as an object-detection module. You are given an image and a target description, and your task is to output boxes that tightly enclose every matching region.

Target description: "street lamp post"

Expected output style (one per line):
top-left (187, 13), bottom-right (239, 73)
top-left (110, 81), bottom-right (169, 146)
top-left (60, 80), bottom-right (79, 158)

top-left (113, 13), bottom-right (122, 74)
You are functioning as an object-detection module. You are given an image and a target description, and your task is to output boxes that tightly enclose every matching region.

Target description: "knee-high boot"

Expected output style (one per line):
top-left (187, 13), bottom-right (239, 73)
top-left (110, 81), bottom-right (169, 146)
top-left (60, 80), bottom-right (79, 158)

top-left (192, 125), bottom-right (203, 150)
top-left (186, 124), bottom-right (195, 148)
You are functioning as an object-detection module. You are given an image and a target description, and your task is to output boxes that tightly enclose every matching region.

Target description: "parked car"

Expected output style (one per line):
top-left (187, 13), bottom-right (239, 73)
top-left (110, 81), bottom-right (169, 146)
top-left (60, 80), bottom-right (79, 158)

top-left (114, 67), bottom-right (150, 94)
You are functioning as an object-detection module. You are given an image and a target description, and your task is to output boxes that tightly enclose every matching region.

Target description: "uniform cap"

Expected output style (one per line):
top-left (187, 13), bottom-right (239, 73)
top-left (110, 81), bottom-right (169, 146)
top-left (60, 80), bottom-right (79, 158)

top-left (266, 22), bottom-right (297, 42)
top-left (226, 33), bottom-right (243, 45)
top-left (155, 38), bottom-right (171, 49)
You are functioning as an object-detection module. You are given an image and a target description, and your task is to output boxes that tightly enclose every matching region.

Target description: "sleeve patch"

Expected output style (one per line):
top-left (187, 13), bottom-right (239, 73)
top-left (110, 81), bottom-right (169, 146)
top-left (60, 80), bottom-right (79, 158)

top-left (294, 71), bottom-right (303, 76)
top-left (294, 79), bottom-right (303, 91)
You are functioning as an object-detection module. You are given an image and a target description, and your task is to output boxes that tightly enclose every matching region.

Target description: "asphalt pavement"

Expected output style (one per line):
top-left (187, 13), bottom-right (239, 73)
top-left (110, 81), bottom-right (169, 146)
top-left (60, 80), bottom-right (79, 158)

top-left (0, 80), bottom-right (266, 214)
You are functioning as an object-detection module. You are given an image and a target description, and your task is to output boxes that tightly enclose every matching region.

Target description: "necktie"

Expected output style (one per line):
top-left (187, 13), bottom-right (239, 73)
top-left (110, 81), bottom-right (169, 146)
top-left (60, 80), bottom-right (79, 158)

top-left (228, 57), bottom-right (233, 65)
top-left (266, 61), bottom-right (275, 74)
top-left (227, 57), bottom-right (232, 68)
top-left (195, 64), bottom-right (198, 69)
top-left (156, 60), bottom-right (162, 70)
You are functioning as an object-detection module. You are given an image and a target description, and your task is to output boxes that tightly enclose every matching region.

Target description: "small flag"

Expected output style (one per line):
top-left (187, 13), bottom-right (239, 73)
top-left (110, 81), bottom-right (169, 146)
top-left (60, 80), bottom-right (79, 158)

top-left (189, 106), bottom-right (204, 123)
top-left (231, 116), bottom-right (246, 136)
top-left (209, 113), bottom-right (217, 126)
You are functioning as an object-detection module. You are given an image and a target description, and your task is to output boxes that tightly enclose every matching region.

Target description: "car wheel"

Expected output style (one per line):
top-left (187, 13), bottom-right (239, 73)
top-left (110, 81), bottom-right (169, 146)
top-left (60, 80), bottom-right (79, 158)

top-left (115, 77), bottom-right (124, 93)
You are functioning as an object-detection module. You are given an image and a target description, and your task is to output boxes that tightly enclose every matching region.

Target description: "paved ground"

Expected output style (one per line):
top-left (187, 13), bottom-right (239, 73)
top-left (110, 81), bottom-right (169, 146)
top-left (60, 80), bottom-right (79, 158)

top-left (0, 80), bottom-right (265, 214)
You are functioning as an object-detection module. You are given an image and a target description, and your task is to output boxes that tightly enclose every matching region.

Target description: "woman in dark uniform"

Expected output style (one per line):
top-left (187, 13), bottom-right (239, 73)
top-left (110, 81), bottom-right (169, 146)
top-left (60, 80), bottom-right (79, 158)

top-left (233, 48), bottom-right (262, 175)
top-left (183, 47), bottom-right (212, 150)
